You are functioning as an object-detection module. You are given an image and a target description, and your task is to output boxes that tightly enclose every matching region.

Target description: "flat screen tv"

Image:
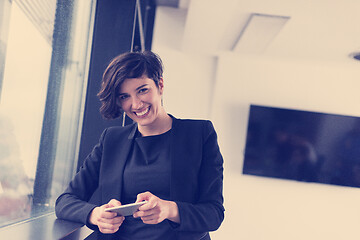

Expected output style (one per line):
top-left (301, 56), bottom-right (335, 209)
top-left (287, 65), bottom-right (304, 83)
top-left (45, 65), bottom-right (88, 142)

top-left (243, 104), bottom-right (360, 188)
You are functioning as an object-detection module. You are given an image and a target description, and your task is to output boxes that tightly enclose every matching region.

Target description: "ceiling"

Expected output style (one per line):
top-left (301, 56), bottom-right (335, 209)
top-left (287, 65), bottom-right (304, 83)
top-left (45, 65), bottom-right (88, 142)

top-left (160, 0), bottom-right (360, 62)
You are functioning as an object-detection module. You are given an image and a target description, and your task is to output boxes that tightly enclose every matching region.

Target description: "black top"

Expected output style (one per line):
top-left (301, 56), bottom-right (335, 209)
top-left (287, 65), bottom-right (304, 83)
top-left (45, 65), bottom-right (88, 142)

top-left (117, 128), bottom-right (175, 239)
top-left (55, 116), bottom-right (224, 240)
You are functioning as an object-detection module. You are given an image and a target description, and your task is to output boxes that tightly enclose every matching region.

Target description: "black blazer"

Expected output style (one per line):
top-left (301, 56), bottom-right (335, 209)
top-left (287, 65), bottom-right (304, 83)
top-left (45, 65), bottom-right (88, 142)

top-left (55, 116), bottom-right (224, 239)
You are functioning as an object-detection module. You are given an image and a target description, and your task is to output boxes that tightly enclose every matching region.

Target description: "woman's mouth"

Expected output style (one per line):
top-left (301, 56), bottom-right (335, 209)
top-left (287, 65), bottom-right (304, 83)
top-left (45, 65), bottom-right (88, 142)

top-left (134, 106), bottom-right (150, 117)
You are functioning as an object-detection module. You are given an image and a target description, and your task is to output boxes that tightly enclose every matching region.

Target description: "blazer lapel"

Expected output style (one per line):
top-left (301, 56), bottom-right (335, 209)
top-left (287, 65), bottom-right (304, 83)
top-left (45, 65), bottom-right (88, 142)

top-left (169, 116), bottom-right (201, 203)
top-left (101, 124), bottom-right (137, 203)
top-left (169, 117), bottom-right (193, 202)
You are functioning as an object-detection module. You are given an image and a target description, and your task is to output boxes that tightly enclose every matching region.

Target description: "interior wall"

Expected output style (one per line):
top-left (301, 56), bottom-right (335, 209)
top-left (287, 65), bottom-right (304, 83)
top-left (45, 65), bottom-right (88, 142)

top-left (210, 54), bottom-right (360, 240)
top-left (152, 6), bottom-right (217, 120)
top-left (152, 5), bottom-right (360, 240)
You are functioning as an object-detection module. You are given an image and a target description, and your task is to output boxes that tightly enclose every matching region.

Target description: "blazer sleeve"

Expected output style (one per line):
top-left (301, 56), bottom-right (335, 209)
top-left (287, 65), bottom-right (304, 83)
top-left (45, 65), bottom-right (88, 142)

top-left (174, 120), bottom-right (225, 232)
top-left (55, 129), bottom-right (107, 226)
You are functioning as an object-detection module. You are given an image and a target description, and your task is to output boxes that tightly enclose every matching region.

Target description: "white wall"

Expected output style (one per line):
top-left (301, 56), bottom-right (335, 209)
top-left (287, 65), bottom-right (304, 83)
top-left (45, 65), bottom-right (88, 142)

top-left (211, 54), bottom-right (360, 240)
top-left (153, 5), bottom-right (360, 240)
top-left (152, 7), bottom-right (218, 120)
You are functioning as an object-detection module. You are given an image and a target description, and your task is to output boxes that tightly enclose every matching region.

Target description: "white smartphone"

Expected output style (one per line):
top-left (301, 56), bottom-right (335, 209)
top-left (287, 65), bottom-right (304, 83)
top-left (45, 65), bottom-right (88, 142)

top-left (104, 201), bottom-right (148, 216)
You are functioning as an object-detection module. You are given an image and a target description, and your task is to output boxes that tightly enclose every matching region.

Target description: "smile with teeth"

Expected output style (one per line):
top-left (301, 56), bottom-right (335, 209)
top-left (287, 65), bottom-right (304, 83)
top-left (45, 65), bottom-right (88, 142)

top-left (134, 106), bottom-right (150, 117)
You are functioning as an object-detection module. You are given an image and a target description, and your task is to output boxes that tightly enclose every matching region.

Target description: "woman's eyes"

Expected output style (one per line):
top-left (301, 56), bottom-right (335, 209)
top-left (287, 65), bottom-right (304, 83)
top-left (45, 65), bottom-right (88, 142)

top-left (118, 88), bottom-right (149, 100)
top-left (118, 95), bottom-right (129, 100)
top-left (138, 88), bottom-right (149, 94)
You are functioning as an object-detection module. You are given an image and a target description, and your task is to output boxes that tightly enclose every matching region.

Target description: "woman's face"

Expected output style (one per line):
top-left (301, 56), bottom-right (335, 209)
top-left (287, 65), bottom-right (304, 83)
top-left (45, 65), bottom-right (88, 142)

top-left (117, 75), bottom-right (164, 127)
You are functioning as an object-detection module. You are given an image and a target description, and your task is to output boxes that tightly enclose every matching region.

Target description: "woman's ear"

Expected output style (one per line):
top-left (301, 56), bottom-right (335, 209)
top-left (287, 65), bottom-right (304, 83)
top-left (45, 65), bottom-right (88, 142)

top-left (158, 78), bottom-right (164, 95)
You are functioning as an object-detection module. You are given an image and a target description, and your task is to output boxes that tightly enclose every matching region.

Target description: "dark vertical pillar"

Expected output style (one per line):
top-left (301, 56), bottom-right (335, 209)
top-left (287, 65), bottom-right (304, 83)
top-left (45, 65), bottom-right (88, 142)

top-left (77, 0), bottom-right (156, 169)
top-left (32, 0), bottom-right (74, 208)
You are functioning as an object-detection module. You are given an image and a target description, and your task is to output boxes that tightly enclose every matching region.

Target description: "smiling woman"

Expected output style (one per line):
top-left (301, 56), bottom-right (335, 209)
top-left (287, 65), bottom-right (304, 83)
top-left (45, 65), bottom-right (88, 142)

top-left (117, 76), bottom-right (171, 136)
top-left (98, 51), bottom-right (172, 136)
top-left (97, 51), bottom-right (163, 119)
top-left (55, 51), bottom-right (225, 240)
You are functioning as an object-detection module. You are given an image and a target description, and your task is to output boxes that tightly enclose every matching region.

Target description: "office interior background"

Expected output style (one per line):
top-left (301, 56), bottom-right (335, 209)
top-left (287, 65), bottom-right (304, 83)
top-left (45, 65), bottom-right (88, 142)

top-left (1, 0), bottom-right (360, 239)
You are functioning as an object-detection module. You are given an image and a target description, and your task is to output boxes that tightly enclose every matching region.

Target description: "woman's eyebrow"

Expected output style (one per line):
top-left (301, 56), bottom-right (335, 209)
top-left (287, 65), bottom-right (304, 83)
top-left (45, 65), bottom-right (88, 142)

top-left (118, 84), bottom-right (149, 95)
top-left (136, 84), bottom-right (148, 90)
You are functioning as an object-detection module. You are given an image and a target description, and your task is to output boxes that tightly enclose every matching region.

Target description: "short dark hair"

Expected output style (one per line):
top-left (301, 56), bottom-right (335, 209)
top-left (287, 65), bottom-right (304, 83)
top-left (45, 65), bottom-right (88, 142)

top-left (97, 51), bottom-right (164, 119)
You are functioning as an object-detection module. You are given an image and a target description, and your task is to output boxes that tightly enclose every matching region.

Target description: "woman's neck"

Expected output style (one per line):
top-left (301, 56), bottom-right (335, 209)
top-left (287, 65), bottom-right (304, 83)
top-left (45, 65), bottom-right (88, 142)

top-left (138, 112), bottom-right (172, 137)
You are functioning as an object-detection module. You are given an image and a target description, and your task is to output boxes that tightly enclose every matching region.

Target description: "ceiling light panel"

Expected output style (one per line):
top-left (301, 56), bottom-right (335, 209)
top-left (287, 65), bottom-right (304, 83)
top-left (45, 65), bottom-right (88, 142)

top-left (233, 13), bottom-right (290, 54)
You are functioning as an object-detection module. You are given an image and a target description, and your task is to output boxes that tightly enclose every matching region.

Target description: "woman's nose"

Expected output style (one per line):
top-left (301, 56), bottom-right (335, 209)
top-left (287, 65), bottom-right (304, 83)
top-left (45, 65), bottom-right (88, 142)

top-left (131, 96), bottom-right (143, 109)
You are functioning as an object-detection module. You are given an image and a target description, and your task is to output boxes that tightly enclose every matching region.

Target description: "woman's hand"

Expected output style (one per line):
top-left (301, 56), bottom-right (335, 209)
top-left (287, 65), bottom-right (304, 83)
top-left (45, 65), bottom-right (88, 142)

top-left (133, 191), bottom-right (180, 224)
top-left (88, 199), bottom-right (125, 234)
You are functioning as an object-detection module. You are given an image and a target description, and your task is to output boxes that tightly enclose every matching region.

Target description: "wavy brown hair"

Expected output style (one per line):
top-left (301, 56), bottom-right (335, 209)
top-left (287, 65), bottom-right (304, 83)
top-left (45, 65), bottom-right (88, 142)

top-left (97, 51), bottom-right (164, 119)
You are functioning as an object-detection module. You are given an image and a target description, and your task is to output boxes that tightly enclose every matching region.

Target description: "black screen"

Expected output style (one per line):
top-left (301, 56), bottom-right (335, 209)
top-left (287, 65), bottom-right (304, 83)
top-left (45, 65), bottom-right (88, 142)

top-left (243, 105), bottom-right (360, 188)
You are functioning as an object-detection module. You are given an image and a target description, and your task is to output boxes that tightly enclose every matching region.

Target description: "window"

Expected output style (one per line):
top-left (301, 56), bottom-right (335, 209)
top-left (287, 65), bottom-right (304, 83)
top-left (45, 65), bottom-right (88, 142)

top-left (0, 0), bottom-right (95, 227)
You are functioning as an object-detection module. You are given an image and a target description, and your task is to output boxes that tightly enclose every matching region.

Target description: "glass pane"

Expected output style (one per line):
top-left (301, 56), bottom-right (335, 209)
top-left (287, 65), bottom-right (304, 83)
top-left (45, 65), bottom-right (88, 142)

top-left (0, 0), bottom-right (95, 227)
top-left (0, 2), bottom-right (51, 226)
top-left (0, 0), bottom-right (12, 96)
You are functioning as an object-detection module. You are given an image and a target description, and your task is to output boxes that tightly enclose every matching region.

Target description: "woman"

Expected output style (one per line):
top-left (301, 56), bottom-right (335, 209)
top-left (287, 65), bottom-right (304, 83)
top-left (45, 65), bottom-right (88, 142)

top-left (55, 51), bottom-right (224, 240)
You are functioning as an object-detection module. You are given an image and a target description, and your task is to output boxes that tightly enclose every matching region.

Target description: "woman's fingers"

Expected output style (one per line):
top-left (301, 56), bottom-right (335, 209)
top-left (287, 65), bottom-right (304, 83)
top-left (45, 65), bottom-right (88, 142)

top-left (89, 199), bottom-right (126, 234)
top-left (133, 192), bottom-right (173, 224)
top-left (139, 212), bottom-right (161, 224)
top-left (108, 199), bottom-right (122, 208)
top-left (97, 214), bottom-right (124, 233)
top-left (136, 192), bottom-right (158, 211)
top-left (135, 191), bottom-right (152, 203)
